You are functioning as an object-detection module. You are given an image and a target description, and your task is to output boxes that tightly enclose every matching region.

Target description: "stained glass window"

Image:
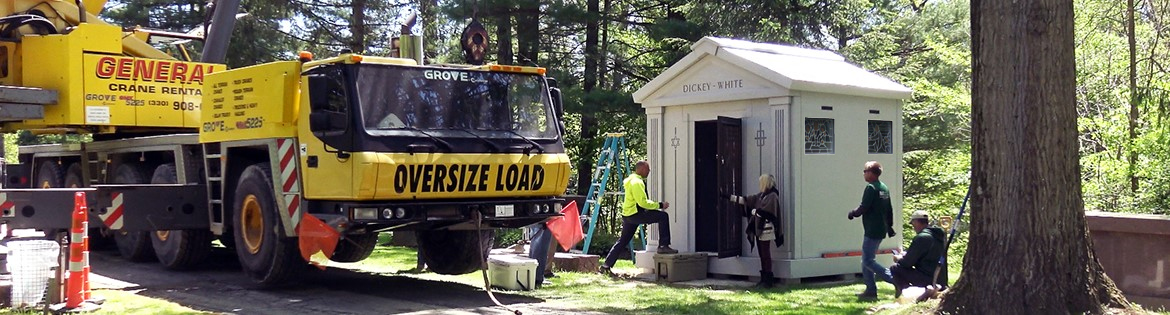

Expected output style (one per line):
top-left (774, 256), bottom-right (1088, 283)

top-left (805, 118), bottom-right (834, 154)
top-left (868, 120), bottom-right (893, 154)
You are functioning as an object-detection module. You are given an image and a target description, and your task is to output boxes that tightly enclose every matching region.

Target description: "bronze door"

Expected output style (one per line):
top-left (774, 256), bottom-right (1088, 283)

top-left (715, 116), bottom-right (743, 258)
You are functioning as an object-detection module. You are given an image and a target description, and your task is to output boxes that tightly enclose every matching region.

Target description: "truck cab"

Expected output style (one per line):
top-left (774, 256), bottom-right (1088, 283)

top-left (197, 54), bottom-right (571, 280)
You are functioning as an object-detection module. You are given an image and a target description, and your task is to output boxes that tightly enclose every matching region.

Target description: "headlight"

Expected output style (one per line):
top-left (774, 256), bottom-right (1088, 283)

top-left (541, 204), bottom-right (550, 213)
top-left (353, 207), bottom-right (379, 220)
top-left (382, 208), bottom-right (394, 219)
top-left (531, 203), bottom-right (541, 214)
top-left (395, 207), bottom-right (407, 218)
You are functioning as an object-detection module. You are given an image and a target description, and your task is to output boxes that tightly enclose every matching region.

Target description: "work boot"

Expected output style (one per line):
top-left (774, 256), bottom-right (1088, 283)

top-left (855, 291), bottom-right (878, 300)
top-left (598, 265), bottom-right (615, 277)
top-left (657, 245), bottom-right (678, 254)
top-left (757, 271), bottom-right (774, 288)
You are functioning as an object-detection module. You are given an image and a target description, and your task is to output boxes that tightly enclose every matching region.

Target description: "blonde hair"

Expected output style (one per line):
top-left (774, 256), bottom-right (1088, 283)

top-left (759, 174), bottom-right (776, 192)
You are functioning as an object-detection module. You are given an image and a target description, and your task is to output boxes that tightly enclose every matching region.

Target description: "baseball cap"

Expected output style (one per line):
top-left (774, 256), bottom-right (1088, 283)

top-left (910, 210), bottom-right (929, 220)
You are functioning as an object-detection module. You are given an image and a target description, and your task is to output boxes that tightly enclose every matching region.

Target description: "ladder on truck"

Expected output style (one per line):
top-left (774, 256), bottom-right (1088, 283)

top-left (579, 133), bottom-right (645, 258)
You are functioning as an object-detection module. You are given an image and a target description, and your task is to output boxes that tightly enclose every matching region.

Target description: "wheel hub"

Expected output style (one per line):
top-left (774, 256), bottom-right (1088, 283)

top-left (240, 194), bottom-right (264, 254)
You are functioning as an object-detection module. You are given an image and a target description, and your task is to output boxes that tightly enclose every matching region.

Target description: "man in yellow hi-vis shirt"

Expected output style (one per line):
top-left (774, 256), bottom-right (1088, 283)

top-left (599, 160), bottom-right (677, 275)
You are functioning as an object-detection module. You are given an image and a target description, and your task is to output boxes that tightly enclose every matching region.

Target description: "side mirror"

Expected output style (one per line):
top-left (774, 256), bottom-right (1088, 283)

top-left (309, 112), bottom-right (332, 132)
top-left (549, 87), bottom-right (564, 119)
top-left (548, 87), bottom-right (565, 136)
top-left (309, 111), bottom-right (348, 134)
top-left (307, 75), bottom-right (330, 110)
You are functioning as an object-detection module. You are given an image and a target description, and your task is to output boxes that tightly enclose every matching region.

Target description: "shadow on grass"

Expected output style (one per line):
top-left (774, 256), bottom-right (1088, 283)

top-left (526, 268), bottom-right (890, 315)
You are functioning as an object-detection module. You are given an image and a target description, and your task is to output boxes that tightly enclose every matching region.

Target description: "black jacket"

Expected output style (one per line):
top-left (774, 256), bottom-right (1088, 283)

top-left (898, 226), bottom-right (946, 278)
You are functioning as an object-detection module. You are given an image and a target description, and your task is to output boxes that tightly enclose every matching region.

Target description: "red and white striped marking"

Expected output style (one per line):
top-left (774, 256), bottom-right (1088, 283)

top-left (98, 192), bottom-right (124, 229)
top-left (277, 139), bottom-right (303, 229)
top-left (0, 192), bottom-right (13, 217)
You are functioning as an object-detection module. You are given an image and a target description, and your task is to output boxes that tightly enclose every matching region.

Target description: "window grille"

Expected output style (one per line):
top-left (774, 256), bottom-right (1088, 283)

top-left (805, 118), bottom-right (834, 154)
top-left (868, 120), bottom-right (893, 154)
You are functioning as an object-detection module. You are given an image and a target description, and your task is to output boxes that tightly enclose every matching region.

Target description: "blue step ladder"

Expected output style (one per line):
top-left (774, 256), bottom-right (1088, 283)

top-left (579, 133), bottom-right (645, 260)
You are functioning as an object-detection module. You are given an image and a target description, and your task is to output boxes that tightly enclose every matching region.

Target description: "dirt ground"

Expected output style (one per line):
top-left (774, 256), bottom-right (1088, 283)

top-left (87, 247), bottom-right (593, 315)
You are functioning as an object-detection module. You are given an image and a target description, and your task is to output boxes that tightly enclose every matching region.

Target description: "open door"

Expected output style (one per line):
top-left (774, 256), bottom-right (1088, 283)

top-left (715, 116), bottom-right (743, 258)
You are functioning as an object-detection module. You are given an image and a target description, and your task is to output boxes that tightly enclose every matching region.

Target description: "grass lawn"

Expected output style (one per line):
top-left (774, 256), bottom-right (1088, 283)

top-left (348, 244), bottom-right (941, 315)
top-left (350, 244), bottom-right (1170, 315)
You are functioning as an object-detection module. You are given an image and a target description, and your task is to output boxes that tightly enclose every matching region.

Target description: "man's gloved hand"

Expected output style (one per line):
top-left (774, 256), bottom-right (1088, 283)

top-left (847, 212), bottom-right (856, 220)
top-left (887, 230), bottom-right (897, 238)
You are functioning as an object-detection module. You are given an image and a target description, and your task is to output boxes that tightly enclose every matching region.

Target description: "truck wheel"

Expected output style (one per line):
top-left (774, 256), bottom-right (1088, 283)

top-left (35, 160), bottom-right (63, 188)
top-left (33, 161), bottom-right (66, 240)
top-left (63, 163), bottom-right (116, 250)
top-left (150, 164), bottom-right (213, 270)
top-left (330, 232), bottom-right (379, 263)
top-left (63, 163), bottom-right (83, 188)
top-left (418, 229), bottom-right (495, 275)
top-left (232, 164), bottom-right (302, 287)
top-left (112, 163), bottom-right (157, 262)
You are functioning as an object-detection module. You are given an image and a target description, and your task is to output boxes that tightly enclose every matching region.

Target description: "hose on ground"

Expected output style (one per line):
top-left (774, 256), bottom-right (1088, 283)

top-left (475, 210), bottom-right (522, 315)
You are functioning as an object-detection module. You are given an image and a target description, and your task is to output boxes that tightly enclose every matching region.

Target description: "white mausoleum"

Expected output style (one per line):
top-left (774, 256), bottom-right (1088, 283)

top-left (631, 37), bottom-right (913, 281)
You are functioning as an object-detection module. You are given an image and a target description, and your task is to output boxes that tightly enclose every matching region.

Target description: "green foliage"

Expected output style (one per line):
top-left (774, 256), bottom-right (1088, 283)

top-left (1074, 0), bottom-right (1170, 214)
top-left (102, 0), bottom-right (298, 66)
top-left (13, 131), bottom-right (90, 146)
top-left (3, 134), bottom-right (16, 164)
top-left (494, 228), bottom-right (524, 248)
top-left (103, 0), bottom-right (204, 31)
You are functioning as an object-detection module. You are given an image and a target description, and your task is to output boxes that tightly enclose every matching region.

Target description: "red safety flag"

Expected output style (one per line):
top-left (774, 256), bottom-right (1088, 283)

top-left (298, 213), bottom-right (340, 270)
top-left (546, 201), bottom-right (584, 251)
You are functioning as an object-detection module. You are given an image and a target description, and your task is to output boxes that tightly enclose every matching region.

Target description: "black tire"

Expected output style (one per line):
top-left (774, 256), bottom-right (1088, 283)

top-left (232, 164), bottom-right (302, 287)
top-left (63, 163), bottom-right (116, 249)
top-left (35, 160), bottom-right (63, 188)
top-left (63, 163), bottom-right (84, 188)
top-left (34, 161), bottom-right (65, 239)
top-left (150, 163), bottom-right (214, 270)
top-left (418, 229), bottom-right (495, 275)
top-left (330, 232), bottom-right (379, 263)
top-left (112, 163), bottom-right (157, 262)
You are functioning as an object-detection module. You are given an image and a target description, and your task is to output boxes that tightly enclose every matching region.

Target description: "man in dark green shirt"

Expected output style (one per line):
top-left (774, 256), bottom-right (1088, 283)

top-left (888, 210), bottom-right (946, 298)
top-left (847, 161), bottom-right (895, 299)
top-left (600, 160), bottom-right (677, 275)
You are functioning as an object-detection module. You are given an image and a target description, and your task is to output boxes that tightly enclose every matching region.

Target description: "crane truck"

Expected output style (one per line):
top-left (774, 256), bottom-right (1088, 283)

top-left (0, 0), bottom-right (570, 287)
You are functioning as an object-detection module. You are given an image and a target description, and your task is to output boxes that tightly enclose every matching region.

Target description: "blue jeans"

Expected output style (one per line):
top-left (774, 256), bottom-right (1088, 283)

top-left (603, 210), bottom-right (672, 268)
top-left (861, 237), bottom-right (893, 294)
top-left (528, 225), bottom-right (553, 287)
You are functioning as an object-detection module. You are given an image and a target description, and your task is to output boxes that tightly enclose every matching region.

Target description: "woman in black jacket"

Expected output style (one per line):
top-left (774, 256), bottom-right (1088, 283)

top-left (729, 174), bottom-right (784, 288)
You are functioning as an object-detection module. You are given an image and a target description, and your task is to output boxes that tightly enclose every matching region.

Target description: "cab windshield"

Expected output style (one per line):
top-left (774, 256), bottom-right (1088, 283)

top-left (355, 64), bottom-right (557, 140)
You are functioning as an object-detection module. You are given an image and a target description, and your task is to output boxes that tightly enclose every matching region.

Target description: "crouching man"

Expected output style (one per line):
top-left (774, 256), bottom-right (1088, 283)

top-left (889, 210), bottom-right (947, 298)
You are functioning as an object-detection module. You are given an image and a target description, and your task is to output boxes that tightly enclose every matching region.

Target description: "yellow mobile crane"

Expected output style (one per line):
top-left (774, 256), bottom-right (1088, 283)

top-left (0, 0), bottom-right (570, 286)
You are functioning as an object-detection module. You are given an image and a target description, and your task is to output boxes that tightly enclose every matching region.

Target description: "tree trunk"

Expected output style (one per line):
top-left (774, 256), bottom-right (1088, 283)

top-left (495, 11), bottom-right (514, 65)
top-left (350, 0), bottom-right (367, 53)
top-left (937, 1), bottom-right (1130, 313)
top-left (515, 0), bottom-right (540, 65)
top-left (420, 0), bottom-right (438, 60)
top-left (576, 0), bottom-right (601, 196)
top-left (1127, 0), bottom-right (1139, 192)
